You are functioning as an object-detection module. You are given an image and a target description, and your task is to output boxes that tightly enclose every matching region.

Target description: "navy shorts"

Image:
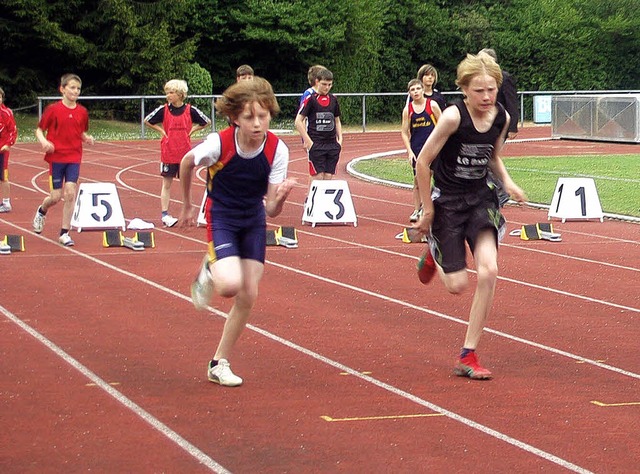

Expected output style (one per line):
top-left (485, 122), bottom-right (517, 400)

top-left (0, 152), bottom-right (7, 181)
top-left (206, 203), bottom-right (267, 263)
top-left (308, 141), bottom-right (341, 175)
top-left (431, 185), bottom-right (504, 273)
top-left (50, 162), bottom-right (80, 190)
top-left (160, 162), bottom-right (180, 178)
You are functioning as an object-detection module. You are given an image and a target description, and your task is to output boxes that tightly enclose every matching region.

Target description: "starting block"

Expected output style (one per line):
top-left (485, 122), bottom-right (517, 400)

top-left (395, 227), bottom-right (428, 243)
top-left (509, 223), bottom-right (562, 242)
top-left (266, 226), bottom-right (298, 249)
top-left (1, 234), bottom-right (25, 254)
top-left (103, 230), bottom-right (154, 251)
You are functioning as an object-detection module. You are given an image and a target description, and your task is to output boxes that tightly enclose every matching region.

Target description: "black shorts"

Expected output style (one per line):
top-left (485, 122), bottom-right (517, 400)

top-left (308, 141), bottom-right (341, 176)
top-left (160, 162), bottom-right (180, 178)
top-left (431, 185), bottom-right (505, 273)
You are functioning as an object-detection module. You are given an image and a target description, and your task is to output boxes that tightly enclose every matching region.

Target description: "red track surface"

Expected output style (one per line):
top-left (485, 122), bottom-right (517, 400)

top-left (1, 127), bottom-right (639, 473)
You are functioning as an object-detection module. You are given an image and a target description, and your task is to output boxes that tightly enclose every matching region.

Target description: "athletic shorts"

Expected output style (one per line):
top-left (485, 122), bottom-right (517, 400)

top-left (430, 185), bottom-right (505, 274)
top-left (206, 203), bottom-right (267, 264)
top-left (308, 141), bottom-right (341, 176)
top-left (160, 162), bottom-right (180, 178)
top-left (50, 162), bottom-right (81, 190)
top-left (0, 152), bottom-right (8, 181)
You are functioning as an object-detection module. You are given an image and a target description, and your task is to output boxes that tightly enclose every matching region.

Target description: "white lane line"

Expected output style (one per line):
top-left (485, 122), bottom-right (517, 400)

top-left (0, 303), bottom-right (231, 474)
top-left (0, 223), bottom-right (601, 472)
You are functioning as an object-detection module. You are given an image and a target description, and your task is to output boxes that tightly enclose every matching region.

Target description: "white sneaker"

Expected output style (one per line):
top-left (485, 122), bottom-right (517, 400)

top-left (190, 255), bottom-right (214, 310)
top-left (0, 203), bottom-right (12, 213)
top-left (161, 214), bottom-right (178, 227)
top-left (207, 359), bottom-right (243, 387)
top-left (58, 233), bottom-right (75, 247)
top-left (33, 210), bottom-right (46, 233)
top-left (409, 209), bottom-right (420, 222)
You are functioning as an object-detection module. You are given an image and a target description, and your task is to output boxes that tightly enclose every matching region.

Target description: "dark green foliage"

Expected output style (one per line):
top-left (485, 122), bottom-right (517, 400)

top-left (1, 0), bottom-right (638, 124)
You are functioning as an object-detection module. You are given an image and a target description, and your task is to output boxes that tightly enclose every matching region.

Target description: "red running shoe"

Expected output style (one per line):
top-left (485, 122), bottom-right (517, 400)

top-left (417, 247), bottom-right (436, 284)
top-left (454, 352), bottom-right (493, 380)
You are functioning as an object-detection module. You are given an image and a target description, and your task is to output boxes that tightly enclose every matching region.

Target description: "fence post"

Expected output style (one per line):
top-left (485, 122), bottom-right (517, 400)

top-left (140, 97), bottom-right (146, 139)
top-left (362, 95), bottom-right (366, 133)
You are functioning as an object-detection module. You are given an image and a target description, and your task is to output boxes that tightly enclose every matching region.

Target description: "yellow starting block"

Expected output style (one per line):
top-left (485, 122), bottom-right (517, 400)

top-left (509, 223), bottom-right (562, 242)
top-left (266, 226), bottom-right (298, 249)
top-left (395, 227), bottom-right (428, 243)
top-left (103, 230), bottom-right (154, 251)
top-left (1, 234), bottom-right (25, 254)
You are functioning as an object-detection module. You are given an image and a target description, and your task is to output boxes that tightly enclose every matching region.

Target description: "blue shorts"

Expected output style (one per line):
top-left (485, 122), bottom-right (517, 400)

top-left (0, 153), bottom-right (8, 181)
top-left (50, 162), bottom-right (80, 190)
top-left (206, 203), bottom-right (267, 263)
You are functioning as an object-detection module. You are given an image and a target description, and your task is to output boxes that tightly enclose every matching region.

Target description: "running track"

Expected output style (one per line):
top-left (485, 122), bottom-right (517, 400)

top-left (1, 127), bottom-right (639, 472)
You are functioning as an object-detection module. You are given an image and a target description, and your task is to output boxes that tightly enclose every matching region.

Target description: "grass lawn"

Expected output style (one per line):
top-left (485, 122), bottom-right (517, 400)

top-left (352, 154), bottom-right (640, 218)
top-left (13, 113), bottom-right (639, 218)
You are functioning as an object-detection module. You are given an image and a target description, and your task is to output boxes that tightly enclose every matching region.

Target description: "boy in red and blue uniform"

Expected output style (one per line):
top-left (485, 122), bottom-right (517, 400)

top-left (144, 79), bottom-right (210, 227)
top-left (179, 77), bottom-right (294, 387)
top-left (33, 74), bottom-right (94, 246)
top-left (401, 79), bottom-right (441, 222)
top-left (0, 87), bottom-right (18, 213)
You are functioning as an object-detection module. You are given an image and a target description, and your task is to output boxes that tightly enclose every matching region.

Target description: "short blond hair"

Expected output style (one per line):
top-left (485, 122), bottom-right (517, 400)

top-left (307, 65), bottom-right (326, 86)
top-left (60, 73), bottom-right (82, 88)
top-left (455, 52), bottom-right (503, 89)
top-left (164, 79), bottom-right (188, 99)
top-left (407, 78), bottom-right (423, 91)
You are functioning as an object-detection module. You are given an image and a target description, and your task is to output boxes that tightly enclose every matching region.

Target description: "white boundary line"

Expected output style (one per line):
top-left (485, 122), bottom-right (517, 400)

top-left (5, 140), bottom-right (636, 471)
top-left (4, 217), bottom-right (628, 472)
top-left (0, 302), bottom-right (230, 474)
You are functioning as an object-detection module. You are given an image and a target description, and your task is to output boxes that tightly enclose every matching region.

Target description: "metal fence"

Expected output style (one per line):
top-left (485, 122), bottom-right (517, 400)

top-left (37, 90), bottom-right (640, 139)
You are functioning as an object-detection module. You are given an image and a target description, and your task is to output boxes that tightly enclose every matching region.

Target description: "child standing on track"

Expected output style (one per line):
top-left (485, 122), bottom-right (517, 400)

top-left (416, 64), bottom-right (447, 111)
top-left (33, 74), bottom-right (94, 246)
top-left (179, 77), bottom-right (295, 387)
top-left (144, 79), bottom-right (210, 227)
top-left (295, 67), bottom-right (342, 195)
top-left (401, 79), bottom-right (441, 223)
top-left (0, 87), bottom-right (18, 213)
top-left (414, 52), bottom-right (526, 380)
top-left (298, 64), bottom-right (326, 108)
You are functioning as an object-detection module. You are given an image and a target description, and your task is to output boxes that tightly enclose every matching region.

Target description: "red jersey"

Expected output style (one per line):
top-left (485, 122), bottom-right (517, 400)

top-left (161, 103), bottom-right (193, 164)
top-left (0, 104), bottom-right (18, 153)
top-left (38, 101), bottom-right (90, 163)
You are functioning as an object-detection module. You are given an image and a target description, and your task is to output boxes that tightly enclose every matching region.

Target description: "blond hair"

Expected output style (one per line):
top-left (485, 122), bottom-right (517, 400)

top-left (307, 65), bottom-right (326, 86)
top-left (407, 78), bottom-right (423, 91)
top-left (216, 76), bottom-right (279, 120)
top-left (455, 52), bottom-right (503, 89)
top-left (60, 73), bottom-right (82, 88)
top-left (164, 79), bottom-right (188, 99)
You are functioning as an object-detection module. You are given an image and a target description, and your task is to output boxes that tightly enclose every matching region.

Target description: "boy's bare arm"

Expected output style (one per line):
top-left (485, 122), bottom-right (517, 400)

top-left (35, 127), bottom-right (54, 153)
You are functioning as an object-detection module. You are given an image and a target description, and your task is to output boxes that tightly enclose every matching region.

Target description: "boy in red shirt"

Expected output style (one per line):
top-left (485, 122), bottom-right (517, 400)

top-left (0, 87), bottom-right (18, 213)
top-left (33, 74), bottom-right (94, 246)
top-left (144, 79), bottom-right (210, 227)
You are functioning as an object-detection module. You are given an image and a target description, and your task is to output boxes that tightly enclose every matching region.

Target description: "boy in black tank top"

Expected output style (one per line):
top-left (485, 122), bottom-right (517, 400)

top-left (413, 52), bottom-right (527, 380)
